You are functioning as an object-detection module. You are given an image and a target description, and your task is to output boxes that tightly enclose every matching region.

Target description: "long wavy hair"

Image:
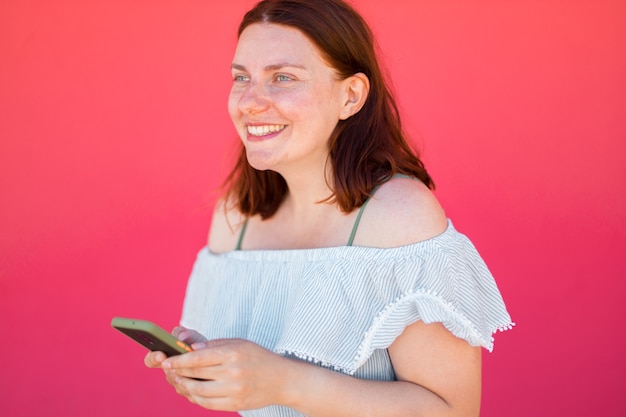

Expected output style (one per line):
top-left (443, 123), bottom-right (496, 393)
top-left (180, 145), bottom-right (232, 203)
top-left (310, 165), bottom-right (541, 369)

top-left (223, 0), bottom-right (433, 219)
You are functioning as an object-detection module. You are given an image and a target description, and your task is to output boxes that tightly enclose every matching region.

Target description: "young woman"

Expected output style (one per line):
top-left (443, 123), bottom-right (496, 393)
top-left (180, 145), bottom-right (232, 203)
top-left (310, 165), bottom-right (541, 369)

top-left (145, 1), bottom-right (512, 416)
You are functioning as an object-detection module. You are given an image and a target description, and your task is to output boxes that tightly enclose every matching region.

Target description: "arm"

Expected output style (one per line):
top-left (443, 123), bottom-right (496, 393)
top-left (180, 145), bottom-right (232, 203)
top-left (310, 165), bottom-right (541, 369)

top-left (285, 320), bottom-right (481, 417)
top-left (156, 320), bottom-right (481, 417)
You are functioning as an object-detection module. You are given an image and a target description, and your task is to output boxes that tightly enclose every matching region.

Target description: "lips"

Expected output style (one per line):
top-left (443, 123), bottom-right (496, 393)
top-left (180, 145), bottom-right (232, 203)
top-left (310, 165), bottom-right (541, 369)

top-left (246, 124), bottom-right (287, 137)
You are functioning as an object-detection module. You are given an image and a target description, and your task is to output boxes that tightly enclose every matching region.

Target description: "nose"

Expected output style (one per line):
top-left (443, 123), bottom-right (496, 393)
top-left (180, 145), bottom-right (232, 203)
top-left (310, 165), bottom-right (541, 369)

top-left (237, 81), bottom-right (270, 114)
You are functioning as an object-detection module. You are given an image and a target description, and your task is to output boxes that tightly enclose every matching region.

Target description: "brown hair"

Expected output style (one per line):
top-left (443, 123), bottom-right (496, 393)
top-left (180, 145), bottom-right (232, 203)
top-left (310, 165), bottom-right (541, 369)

top-left (224, 0), bottom-right (433, 219)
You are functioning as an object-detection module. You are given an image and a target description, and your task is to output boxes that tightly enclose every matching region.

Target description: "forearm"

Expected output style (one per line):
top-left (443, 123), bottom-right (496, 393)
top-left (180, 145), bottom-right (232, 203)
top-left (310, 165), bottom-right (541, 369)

top-left (280, 359), bottom-right (472, 417)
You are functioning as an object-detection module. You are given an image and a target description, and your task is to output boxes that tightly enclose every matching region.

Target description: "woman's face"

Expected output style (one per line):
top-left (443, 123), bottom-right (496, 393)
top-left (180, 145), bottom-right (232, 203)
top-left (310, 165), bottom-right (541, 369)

top-left (228, 23), bottom-right (348, 175)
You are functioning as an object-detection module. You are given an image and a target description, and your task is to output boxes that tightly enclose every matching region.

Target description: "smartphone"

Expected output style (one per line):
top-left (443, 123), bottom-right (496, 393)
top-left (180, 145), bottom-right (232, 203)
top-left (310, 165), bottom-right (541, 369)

top-left (111, 317), bottom-right (192, 357)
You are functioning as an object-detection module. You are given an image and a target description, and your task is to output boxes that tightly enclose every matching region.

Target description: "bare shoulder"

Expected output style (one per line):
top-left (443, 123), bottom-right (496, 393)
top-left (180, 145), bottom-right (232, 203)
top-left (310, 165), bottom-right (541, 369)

top-left (207, 197), bottom-right (247, 253)
top-left (352, 176), bottom-right (448, 248)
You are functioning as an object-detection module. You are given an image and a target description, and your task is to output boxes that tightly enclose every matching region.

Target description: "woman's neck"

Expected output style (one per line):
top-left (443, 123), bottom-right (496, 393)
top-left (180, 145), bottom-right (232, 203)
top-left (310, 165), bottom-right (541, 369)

top-left (277, 158), bottom-right (336, 217)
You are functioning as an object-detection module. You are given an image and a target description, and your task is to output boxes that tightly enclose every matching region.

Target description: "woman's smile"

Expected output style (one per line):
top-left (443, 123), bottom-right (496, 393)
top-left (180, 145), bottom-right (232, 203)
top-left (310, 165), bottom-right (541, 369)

top-left (246, 124), bottom-right (287, 141)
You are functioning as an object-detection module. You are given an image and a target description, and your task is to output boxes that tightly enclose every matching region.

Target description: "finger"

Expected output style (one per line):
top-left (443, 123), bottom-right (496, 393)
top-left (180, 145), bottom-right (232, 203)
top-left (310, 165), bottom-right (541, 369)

top-left (172, 327), bottom-right (207, 344)
top-left (163, 343), bottom-right (231, 369)
top-left (192, 338), bottom-right (242, 350)
top-left (144, 350), bottom-right (167, 368)
top-left (171, 362), bottom-right (222, 381)
top-left (184, 384), bottom-right (242, 413)
top-left (188, 393), bottom-right (234, 412)
top-left (177, 375), bottom-right (224, 399)
top-left (164, 368), bottom-right (188, 391)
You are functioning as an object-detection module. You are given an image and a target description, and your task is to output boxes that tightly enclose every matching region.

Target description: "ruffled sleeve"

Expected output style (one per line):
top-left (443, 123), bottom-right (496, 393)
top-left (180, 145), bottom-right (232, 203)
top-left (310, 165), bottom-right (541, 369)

top-left (181, 220), bottom-right (513, 375)
top-left (350, 227), bottom-right (513, 370)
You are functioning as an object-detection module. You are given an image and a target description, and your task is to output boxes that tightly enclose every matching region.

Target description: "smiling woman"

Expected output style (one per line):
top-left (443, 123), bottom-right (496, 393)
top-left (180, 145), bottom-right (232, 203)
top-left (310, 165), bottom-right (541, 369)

top-left (143, 1), bottom-right (513, 416)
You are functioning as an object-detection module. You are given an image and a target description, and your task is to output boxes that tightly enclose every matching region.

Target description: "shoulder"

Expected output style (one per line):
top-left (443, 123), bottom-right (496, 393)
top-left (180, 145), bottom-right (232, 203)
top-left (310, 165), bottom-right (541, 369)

top-left (207, 197), bottom-right (247, 253)
top-left (352, 176), bottom-right (448, 248)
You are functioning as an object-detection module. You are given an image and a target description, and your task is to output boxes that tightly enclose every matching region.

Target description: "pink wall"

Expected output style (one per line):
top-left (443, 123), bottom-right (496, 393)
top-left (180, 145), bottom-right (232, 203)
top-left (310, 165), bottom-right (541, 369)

top-left (1, 1), bottom-right (624, 416)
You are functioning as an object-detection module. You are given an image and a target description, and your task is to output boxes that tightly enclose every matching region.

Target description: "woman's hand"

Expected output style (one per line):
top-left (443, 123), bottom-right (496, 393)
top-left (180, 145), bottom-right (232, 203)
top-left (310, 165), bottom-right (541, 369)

top-left (143, 326), bottom-right (208, 369)
top-left (159, 339), bottom-right (293, 412)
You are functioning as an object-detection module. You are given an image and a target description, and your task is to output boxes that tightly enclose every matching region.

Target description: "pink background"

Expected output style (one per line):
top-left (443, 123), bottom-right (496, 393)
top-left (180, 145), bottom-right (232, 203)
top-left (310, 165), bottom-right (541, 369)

top-left (1, 0), bottom-right (624, 416)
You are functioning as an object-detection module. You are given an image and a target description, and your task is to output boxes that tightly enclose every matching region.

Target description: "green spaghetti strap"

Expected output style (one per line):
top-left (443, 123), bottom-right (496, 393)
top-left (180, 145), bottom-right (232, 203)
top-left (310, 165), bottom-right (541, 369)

top-left (346, 174), bottom-right (414, 246)
top-left (393, 173), bottom-right (412, 180)
top-left (346, 185), bottom-right (381, 246)
top-left (235, 218), bottom-right (249, 251)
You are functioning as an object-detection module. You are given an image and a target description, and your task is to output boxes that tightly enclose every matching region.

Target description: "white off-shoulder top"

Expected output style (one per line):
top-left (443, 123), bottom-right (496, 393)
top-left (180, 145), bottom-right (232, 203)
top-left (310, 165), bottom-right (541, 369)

top-left (180, 220), bottom-right (513, 417)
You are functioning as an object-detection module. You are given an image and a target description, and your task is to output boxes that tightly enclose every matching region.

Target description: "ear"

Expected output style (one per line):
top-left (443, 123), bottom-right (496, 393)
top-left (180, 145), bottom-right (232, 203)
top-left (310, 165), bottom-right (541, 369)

top-left (339, 72), bottom-right (370, 120)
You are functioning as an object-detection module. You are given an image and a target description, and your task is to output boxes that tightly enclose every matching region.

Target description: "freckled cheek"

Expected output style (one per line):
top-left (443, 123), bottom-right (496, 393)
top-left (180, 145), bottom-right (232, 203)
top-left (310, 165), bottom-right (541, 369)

top-left (227, 92), bottom-right (242, 121)
top-left (271, 92), bottom-right (317, 120)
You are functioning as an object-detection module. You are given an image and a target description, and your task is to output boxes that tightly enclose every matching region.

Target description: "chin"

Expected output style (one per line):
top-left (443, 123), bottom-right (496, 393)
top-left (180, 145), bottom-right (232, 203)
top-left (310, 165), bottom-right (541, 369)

top-left (245, 151), bottom-right (282, 173)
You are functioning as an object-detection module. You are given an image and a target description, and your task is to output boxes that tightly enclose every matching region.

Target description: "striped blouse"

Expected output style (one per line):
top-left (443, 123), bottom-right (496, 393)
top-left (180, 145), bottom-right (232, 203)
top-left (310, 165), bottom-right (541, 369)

top-left (180, 219), bottom-right (513, 417)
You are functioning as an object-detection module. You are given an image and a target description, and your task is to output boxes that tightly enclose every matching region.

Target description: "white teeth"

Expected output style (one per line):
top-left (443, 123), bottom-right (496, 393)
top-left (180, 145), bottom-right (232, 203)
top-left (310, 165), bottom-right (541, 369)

top-left (247, 124), bottom-right (286, 136)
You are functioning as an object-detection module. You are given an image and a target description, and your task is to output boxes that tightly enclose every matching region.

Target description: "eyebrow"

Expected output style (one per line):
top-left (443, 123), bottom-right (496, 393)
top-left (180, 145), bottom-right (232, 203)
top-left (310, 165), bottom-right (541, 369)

top-left (231, 62), bottom-right (307, 72)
